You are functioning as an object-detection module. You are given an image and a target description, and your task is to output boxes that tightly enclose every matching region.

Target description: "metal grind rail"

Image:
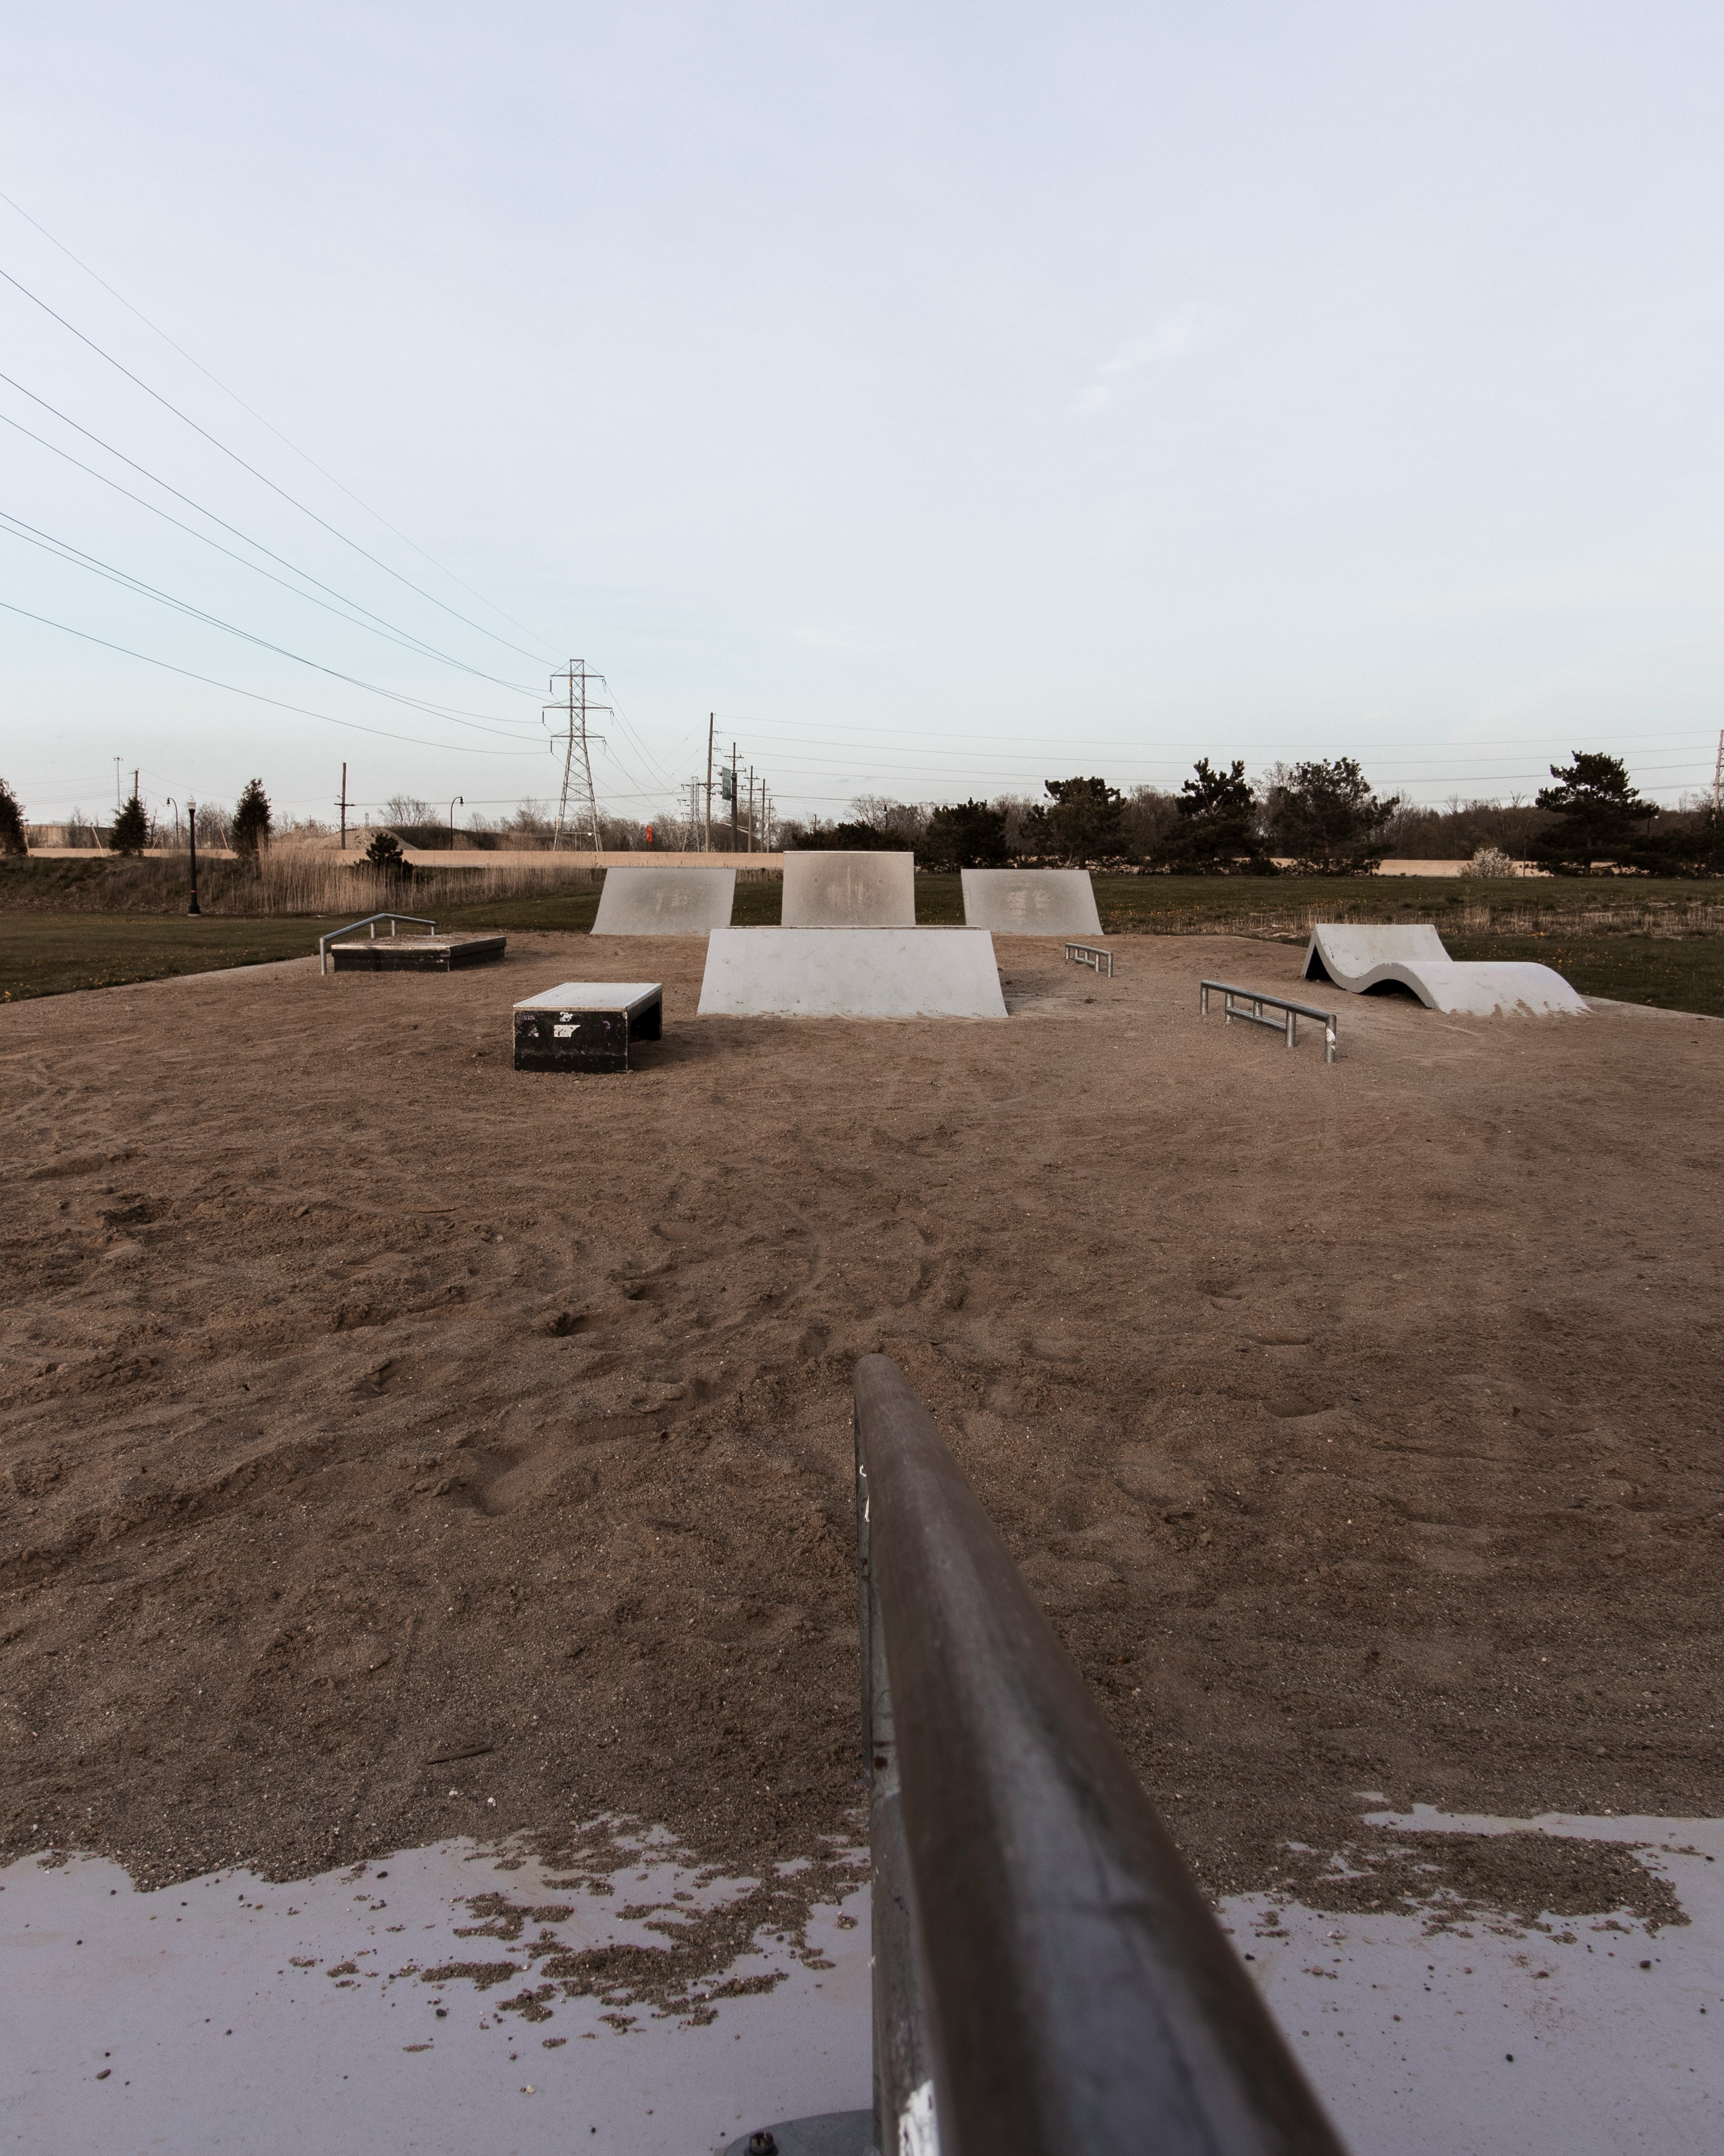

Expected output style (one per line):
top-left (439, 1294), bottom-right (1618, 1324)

top-left (1065, 941), bottom-right (1115, 977)
top-left (1200, 979), bottom-right (1338, 1064)
top-left (732, 1355), bottom-right (1348, 2156)
top-left (318, 912), bottom-right (436, 975)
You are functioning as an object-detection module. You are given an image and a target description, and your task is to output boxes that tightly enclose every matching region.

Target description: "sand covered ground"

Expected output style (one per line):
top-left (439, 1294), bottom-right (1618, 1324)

top-left (1, 931), bottom-right (1720, 1945)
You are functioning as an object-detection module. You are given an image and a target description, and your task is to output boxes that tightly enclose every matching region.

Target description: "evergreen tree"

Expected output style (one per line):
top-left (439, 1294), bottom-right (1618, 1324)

top-left (0, 777), bottom-right (26, 857)
top-left (1264, 758), bottom-right (1397, 874)
top-left (231, 778), bottom-right (272, 857)
top-left (360, 830), bottom-right (415, 879)
top-left (108, 791), bottom-right (149, 856)
top-left (923, 798), bottom-right (1009, 869)
top-left (1533, 752), bottom-right (1654, 873)
top-left (1159, 758), bottom-right (1273, 873)
top-left (1020, 777), bottom-right (1126, 860)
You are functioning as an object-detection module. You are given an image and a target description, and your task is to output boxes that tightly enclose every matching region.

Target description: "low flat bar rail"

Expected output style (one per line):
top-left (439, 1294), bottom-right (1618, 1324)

top-left (1065, 941), bottom-right (1114, 977)
top-left (319, 912), bottom-right (436, 975)
top-left (852, 1354), bottom-right (1346, 2156)
top-left (1201, 978), bottom-right (1337, 1063)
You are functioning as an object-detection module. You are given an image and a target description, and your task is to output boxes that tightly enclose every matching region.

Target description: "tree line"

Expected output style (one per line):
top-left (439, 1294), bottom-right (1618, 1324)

top-left (780, 753), bottom-right (1724, 877)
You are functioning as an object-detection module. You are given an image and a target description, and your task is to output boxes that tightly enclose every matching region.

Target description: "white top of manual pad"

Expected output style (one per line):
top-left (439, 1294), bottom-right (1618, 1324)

top-left (513, 982), bottom-right (662, 1014)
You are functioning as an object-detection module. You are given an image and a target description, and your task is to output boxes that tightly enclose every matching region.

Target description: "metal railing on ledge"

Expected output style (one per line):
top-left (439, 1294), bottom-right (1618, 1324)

top-left (732, 1356), bottom-right (1347, 2156)
top-left (1064, 941), bottom-right (1115, 977)
top-left (318, 913), bottom-right (436, 975)
top-left (1200, 979), bottom-right (1338, 1064)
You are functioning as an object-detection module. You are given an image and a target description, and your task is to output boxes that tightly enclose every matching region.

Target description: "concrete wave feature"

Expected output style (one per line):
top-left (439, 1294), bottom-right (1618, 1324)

top-left (593, 865), bottom-right (736, 934)
top-left (697, 928), bottom-right (1007, 1018)
top-left (1303, 923), bottom-right (1588, 1016)
top-left (960, 868), bottom-right (1102, 936)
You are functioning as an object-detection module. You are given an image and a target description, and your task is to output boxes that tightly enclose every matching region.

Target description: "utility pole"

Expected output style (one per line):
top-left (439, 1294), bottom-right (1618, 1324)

top-left (704, 714), bottom-right (715, 854)
top-left (730, 739), bottom-right (740, 850)
top-left (338, 762), bottom-right (349, 851)
top-left (186, 799), bottom-right (201, 915)
top-left (687, 777), bottom-right (703, 851)
top-left (747, 768), bottom-right (755, 853)
top-left (1713, 729), bottom-right (1723, 817)
top-left (114, 757), bottom-right (122, 809)
top-left (544, 661), bottom-right (609, 852)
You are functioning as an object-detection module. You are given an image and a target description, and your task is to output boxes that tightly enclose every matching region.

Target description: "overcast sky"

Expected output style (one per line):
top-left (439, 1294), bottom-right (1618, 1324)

top-left (3, 0), bottom-right (1721, 828)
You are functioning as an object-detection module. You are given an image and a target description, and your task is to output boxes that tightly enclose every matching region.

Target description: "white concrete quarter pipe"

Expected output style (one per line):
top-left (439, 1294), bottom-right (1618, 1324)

top-left (1304, 923), bottom-right (1588, 1016)
top-left (592, 864), bottom-right (736, 934)
top-left (960, 868), bottom-right (1102, 936)
top-left (781, 851), bottom-right (916, 928)
top-left (697, 928), bottom-right (1007, 1018)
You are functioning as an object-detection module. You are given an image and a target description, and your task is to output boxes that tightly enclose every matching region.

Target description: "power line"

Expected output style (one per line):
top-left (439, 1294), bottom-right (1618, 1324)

top-left (0, 597), bottom-right (551, 757)
top-left (0, 260), bottom-right (554, 665)
top-left (0, 407), bottom-right (541, 694)
top-left (0, 183), bottom-right (565, 663)
top-left (0, 509), bottom-right (544, 737)
top-left (0, 376), bottom-right (538, 692)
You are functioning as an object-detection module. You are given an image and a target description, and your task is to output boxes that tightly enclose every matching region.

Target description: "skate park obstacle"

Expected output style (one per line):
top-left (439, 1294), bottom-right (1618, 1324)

top-left (592, 864), bottom-right (736, 934)
top-left (962, 867), bottom-right (1102, 936)
top-left (1201, 979), bottom-right (1338, 1063)
top-left (726, 1355), bottom-right (1345, 2156)
top-left (781, 850), bottom-right (916, 928)
top-left (697, 927), bottom-right (1007, 1019)
top-left (1065, 942), bottom-right (1114, 978)
top-left (1303, 922), bottom-right (1586, 1016)
top-left (512, 982), bottom-right (663, 1073)
top-left (320, 913), bottom-right (506, 974)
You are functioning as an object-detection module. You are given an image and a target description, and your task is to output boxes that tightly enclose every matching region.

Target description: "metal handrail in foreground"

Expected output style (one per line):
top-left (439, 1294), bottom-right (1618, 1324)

top-left (853, 1354), bottom-right (1345, 2156)
top-left (318, 912), bottom-right (436, 975)
top-left (1201, 979), bottom-right (1338, 1064)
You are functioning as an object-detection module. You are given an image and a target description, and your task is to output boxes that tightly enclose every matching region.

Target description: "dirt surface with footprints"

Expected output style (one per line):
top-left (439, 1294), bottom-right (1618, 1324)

top-left (2, 929), bottom-right (1721, 1944)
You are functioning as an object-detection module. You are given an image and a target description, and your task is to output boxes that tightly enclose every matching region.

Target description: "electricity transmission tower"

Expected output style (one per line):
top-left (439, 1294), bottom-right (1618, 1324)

top-left (544, 661), bottom-right (610, 852)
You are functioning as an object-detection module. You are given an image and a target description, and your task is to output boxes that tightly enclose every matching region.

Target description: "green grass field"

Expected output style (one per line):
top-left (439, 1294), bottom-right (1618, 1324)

top-left (3, 874), bottom-right (1720, 1014)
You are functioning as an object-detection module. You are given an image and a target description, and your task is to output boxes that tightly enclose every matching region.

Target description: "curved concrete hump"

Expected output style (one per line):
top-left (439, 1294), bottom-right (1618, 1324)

top-left (782, 850), bottom-right (915, 928)
top-left (960, 868), bottom-right (1102, 935)
top-left (1304, 922), bottom-right (1587, 1015)
top-left (697, 928), bottom-right (1007, 1018)
top-left (592, 864), bottom-right (735, 934)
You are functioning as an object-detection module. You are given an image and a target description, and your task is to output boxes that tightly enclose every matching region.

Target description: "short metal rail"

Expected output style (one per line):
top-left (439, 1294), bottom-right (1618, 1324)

top-left (733, 1356), bottom-right (1347, 2156)
top-left (1065, 941), bottom-right (1115, 978)
top-left (1201, 979), bottom-right (1337, 1064)
top-left (318, 912), bottom-right (436, 975)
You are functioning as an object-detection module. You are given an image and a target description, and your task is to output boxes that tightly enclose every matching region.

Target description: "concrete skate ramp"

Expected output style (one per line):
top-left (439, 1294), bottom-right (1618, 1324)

top-left (593, 865), bottom-right (735, 934)
top-left (782, 851), bottom-right (915, 928)
top-left (697, 928), bottom-right (1007, 1018)
top-left (1304, 923), bottom-right (1588, 1016)
top-left (960, 868), bottom-right (1102, 936)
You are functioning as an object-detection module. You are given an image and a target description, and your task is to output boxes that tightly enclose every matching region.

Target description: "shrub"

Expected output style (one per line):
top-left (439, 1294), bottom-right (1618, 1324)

top-left (108, 792), bottom-right (149, 857)
top-left (359, 830), bottom-right (414, 879)
top-left (0, 777), bottom-right (26, 857)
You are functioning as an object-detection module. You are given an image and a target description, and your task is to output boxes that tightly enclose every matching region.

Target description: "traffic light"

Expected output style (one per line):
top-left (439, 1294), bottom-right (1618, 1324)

top-left (644, 824), bottom-right (654, 846)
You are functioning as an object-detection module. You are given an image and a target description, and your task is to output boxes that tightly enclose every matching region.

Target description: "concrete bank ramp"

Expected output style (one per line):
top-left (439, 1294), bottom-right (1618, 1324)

top-left (697, 928), bottom-right (1007, 1018)
top-left (782, 851), bottom-right (915, 927)
top-left (960, 868), bottom-right (1102, 935)
top-left (1304, 923), bottom-right (1588, 1016)
top-left (592, 864), bottom-right (735, 934)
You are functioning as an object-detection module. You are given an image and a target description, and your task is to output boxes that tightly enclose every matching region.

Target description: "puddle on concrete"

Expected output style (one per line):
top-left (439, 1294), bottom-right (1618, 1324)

top-left (5, 1808), bottom-right (1720, 2154)
top-left (1224, 1810), bottom-right (1724, 2155)
top-left (0, 1835), bottom-right (870, 2155)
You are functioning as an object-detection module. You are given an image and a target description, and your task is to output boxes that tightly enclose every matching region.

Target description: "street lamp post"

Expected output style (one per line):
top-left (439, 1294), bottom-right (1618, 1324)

top-left (448, 795), bottom-right (464, 850)
top-left (187, 799), bottom-right (202, 915)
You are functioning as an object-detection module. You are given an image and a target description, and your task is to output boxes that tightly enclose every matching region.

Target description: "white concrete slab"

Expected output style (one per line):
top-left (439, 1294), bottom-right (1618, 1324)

top-left (781, 853), bottom-right (915, 929)
top-left (696, 929), bottom-right (1007, 1019)
top-left (593, 866), bottom-right (736, 935)
top-left (1304, 923), bottom-right (1588, 1016)
top-left (514, 982), bottom-right (663, 1015)
top-left (959, 869), bottom-right (1102, 936)
top-left (0, 1837), bottom-right (869, 2156)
